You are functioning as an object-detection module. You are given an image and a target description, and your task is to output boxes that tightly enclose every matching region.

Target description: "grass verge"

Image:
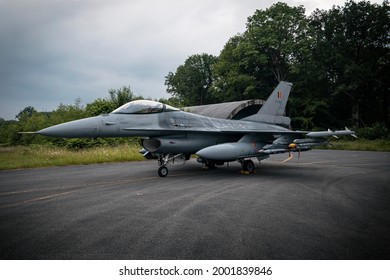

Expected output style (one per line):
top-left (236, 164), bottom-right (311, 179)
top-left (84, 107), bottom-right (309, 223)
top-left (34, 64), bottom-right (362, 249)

top-left (0, 140), bottom-right (389, 170)
top-left (319, 139), bottom-right (390, 152)
top-left (0, 144), bottom-right (144, 170)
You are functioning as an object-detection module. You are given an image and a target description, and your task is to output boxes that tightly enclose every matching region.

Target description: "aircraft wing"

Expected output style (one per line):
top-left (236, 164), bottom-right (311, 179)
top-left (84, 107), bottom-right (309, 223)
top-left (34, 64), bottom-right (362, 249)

top-left (259, 127), bottom-right (357, 155)
top-left (196, 128), bottom-right (356, 161)
top-left (123, 126), bottom-right (356, 146)
top-left (122, 126), bottom-right (304, 136)
top-left (122, 126), bottom-right (308, 144)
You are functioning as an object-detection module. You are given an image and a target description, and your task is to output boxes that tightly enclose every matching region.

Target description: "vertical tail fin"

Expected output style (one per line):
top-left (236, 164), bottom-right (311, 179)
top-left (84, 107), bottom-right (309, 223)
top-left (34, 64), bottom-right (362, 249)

top-left (242, 81), bottom-right (292, 127)
top-left (257, 81), bottom-right (292, 116)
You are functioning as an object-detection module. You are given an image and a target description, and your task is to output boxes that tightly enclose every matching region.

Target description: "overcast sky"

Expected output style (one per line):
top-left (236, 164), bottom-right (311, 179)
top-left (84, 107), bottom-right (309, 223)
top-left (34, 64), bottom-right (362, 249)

top-left (0, 0), bottom-right (383, 120)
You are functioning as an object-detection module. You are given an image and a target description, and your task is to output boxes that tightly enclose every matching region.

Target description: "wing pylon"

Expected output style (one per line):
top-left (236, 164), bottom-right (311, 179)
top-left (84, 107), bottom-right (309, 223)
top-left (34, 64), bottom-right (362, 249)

top-left (259, 128), bottom-right (357, 156)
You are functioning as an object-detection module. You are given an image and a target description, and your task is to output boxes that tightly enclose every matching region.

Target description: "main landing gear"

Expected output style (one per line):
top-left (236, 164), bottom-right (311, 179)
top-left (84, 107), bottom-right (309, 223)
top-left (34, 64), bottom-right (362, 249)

top-left (240, 159), bottom-right (255, 174)
top-left (156, 155), bottom-right (257, 177)
top-left (157, 153), bottom-right (188, 177)
top-left (198, 157), bottom-right (257, 174)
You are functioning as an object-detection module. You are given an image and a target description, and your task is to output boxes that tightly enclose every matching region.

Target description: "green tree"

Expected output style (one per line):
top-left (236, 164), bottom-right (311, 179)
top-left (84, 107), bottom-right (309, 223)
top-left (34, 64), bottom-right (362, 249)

top-left (211, 2), bottom-right (313, 106)
top-left (165, 53), bottom-right (218, 105)
top-left (157, 96), bottom-right (184, 108)
top-left (49, 99), bottom-right (86, 125)
top-left (85, 98), bottom-right (115, 116)
top-left (309, 0), bottom-right (390, 127)
top-left (108, 86), bottom-right (139, 108)
top-left (86, 86), bottom-right (142, 116)
top-left (16, 106), bottom-right (37, 120)
top-left (211, 35), bottom-right (272, 102)
top-left (1, 85), bottom-right (145, 147)
top-left (246, 2), bottom-right (312, 82)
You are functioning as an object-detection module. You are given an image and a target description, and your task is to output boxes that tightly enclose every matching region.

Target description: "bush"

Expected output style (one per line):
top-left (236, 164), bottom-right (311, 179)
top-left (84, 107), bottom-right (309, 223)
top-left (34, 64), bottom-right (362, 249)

top-left (61, 137), bottom-right (141, 150)
top-left (356, 123), bottom-right (390, 140)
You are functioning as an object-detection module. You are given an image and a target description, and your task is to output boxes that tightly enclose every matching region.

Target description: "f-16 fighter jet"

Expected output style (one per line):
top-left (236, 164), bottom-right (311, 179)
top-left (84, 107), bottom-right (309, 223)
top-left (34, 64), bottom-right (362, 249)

top-left (34, 81), bottom-right (356, 177)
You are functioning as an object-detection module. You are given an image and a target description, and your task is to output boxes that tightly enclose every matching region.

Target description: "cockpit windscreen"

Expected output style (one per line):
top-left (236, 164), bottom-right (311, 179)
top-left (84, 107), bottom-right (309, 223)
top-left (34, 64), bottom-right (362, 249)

top-left (112, 100), bottom-right (179, 114)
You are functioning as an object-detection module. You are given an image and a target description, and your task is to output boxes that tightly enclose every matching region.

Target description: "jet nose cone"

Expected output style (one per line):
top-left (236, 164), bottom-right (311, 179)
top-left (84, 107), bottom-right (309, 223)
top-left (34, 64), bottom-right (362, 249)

top-left (37, 116), bottom-right (100, 138)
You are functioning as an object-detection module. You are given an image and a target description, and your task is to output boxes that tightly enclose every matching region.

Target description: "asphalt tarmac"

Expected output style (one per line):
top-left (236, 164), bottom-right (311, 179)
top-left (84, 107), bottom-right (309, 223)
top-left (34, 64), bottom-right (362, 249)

top-left (0, 150), bottom-right (389, 260)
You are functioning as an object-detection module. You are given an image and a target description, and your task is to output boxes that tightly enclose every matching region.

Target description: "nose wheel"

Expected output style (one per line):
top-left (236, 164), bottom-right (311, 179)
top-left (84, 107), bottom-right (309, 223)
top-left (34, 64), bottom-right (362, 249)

top-left (156, 153), bottom-right (186, 177)
top-left (158, 166), bottom-right (169, 177)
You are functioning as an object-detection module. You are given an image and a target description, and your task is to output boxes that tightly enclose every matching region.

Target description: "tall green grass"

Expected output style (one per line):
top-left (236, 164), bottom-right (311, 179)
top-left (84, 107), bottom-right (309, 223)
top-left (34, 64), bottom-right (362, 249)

top-left (319, 139), bottom-right (390, 152)
top-left (0, 144), bottom-right (144, 170)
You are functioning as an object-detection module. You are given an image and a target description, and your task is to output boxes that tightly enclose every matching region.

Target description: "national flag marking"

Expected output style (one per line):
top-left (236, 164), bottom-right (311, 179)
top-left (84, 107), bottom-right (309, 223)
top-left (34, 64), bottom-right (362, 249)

top-left (277, 91), bottom-right (282, 99)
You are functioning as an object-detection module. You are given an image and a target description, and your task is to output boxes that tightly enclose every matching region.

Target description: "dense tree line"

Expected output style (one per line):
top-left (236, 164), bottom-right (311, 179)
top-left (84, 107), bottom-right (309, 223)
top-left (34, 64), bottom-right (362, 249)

top-left (0, 86), bottom-right (143, 147)
top-left (165, 1), bottom-right (389, 130)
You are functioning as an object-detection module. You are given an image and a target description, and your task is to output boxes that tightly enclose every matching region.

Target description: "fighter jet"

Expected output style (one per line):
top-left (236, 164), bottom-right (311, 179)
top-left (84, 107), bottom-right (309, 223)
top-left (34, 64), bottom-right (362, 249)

top-left (34, 81), bottom-right (356, 177)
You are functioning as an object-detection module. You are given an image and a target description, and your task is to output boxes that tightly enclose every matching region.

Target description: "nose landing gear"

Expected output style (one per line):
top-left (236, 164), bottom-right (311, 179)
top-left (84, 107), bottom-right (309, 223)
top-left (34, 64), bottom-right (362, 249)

top-left (158, 166), bottom-right (169, 177)
top-left (157, 153), bottom-right (187, 177)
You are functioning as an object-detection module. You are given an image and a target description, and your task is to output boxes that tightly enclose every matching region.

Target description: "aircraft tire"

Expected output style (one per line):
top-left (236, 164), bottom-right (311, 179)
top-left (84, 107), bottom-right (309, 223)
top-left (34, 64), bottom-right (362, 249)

top-left (158, 166), bottom-right (168, 177)
top-left (243, 160), bottom-right (255, 173)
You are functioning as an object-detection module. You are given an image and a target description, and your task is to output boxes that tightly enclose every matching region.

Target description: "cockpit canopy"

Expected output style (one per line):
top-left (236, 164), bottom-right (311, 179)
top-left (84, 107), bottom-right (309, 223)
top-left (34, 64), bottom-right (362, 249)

top-left (111, 100), bottom-right (179, 114)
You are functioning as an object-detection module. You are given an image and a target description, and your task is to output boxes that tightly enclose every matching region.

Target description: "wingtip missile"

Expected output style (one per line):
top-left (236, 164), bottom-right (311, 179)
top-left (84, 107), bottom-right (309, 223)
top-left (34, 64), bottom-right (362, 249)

top-left (345, 127), bottom-right (358, 138)
top-left (307, 127), bottom-right (357, 139)
top-left (334, 127), bottom-right (357, 138)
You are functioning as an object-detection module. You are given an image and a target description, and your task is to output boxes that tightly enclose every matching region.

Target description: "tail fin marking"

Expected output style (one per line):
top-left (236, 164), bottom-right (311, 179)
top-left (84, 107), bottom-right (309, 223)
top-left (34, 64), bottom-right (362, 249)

top-left (241, 81), bottom-right (292, 128)
top-left (257, 81), bottom-right (292, 116)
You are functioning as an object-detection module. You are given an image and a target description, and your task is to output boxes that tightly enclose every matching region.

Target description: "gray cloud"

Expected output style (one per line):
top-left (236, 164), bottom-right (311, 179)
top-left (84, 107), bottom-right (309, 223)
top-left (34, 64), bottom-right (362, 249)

top-left (0, 0), bottom-right (381, 119)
